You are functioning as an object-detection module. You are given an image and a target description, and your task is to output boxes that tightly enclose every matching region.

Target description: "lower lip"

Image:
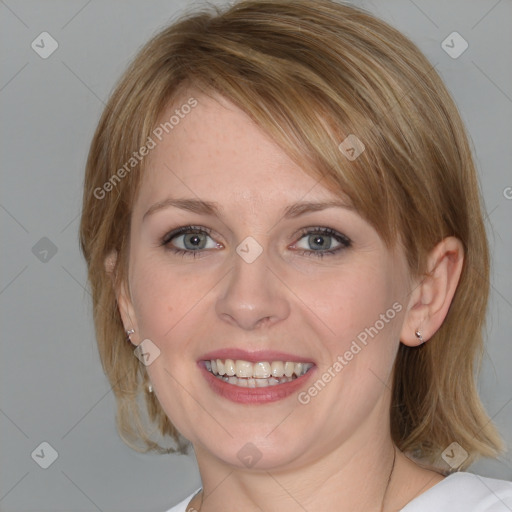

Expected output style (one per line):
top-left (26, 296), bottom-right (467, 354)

top-left (198, 362), bottom-right (316, 404)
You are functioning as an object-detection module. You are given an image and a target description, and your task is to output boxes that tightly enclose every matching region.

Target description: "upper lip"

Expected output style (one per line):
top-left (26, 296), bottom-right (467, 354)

top-left (199, 348), bottom-right (315, 364)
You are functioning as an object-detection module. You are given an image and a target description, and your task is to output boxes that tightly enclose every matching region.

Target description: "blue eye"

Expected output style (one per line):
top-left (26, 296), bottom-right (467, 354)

top-left (161, 226), bottom-right (220, 258)
top-left (292, 227), bottom-right (351, 258)
top-left (161, 225), bottom-right (351, 259)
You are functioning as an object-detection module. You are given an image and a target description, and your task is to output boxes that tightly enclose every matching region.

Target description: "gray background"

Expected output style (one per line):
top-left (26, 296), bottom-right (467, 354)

top-left (1, 0), bottom-right (511, 510)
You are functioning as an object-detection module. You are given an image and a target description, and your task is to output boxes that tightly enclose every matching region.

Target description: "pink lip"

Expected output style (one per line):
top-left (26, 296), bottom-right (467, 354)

top-left (198, 362), bottom-right (317, 404)
top-left (199, 348), bottom-right (315, 364)
top-left (198, 349), bottom-right (316, 404)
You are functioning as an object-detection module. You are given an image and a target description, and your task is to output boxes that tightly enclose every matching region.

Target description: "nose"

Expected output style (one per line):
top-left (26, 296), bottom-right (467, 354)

top-left (215, 244), bottom-right (290, 331)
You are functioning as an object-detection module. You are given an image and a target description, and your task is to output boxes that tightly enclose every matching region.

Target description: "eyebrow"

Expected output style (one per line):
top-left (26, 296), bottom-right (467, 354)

top-left (142, 197), bottom-right (353, 221)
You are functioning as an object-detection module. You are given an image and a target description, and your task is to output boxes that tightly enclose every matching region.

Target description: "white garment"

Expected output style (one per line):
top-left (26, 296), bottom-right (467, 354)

top-left (165, 472), bottom-right (512, 512)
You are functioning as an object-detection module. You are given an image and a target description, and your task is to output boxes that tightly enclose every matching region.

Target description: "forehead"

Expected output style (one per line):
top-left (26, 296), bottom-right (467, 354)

top-left (133, 91), bottom-right (343, 217)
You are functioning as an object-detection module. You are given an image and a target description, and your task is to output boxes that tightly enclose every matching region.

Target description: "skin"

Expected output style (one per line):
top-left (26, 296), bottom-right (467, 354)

top-left (112, 90), bottom-right (464, 511)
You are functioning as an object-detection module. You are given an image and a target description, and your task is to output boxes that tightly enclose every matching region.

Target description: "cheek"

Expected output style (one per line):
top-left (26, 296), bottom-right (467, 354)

top-left (130, 255), bottom-right (204, 338)
top-left (294, 261), bottom-right (401, 347)
top-left (291, 259), bottom-right (406, 420)
top-left (127, 257), bottom-right (212, 434)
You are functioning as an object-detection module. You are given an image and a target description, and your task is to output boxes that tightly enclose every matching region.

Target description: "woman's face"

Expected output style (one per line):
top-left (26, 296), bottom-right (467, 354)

top-left (119, 90), bottom-right (412, 470)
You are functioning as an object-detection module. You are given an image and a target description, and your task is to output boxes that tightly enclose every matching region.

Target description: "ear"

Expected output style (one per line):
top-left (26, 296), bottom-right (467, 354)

top-left (105, 250), bottom-right (141, 346)
top-left (401, 236), bottom-right (464, 347)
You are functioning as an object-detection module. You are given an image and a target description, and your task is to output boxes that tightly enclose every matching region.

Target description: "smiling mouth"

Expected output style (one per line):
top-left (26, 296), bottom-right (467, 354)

top-left (204, 359), bottom-right (314, 388)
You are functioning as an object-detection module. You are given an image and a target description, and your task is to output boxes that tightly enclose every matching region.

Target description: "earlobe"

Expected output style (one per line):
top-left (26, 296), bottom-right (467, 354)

top-left (401, 236), bottom-right (464, 347)
top-left (414, 330), bottom-right (425, 344)
top-left (104, 250), bottom-right (140, 345)
top-left (116, 279), bottom-right (140, 346)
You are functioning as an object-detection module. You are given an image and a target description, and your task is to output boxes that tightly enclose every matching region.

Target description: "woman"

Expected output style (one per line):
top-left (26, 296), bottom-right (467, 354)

top-left (79, 1), bottom-right (512, 510)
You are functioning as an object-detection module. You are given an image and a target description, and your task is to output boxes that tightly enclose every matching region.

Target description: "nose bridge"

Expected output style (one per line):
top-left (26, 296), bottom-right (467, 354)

top-left (215, 239), bottom-right (290, 330)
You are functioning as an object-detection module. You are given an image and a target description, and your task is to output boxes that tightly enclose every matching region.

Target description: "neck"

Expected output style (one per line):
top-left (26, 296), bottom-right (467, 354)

top-left (187, 387), bottom-right (446, 512)
top-left (192, 423), bottom-right (401, 512)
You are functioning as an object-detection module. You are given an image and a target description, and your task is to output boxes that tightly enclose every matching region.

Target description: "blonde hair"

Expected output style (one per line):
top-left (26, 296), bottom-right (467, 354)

top-left (79, 0), bottom-right (504, 468)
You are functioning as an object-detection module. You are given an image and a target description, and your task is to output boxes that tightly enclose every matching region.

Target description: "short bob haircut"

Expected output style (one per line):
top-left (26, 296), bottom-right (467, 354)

top-left (80, 0), bottom-right (504, 469)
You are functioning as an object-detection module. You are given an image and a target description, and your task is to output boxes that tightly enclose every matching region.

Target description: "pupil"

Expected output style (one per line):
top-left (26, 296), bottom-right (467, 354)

top-left (310, 234), bottom-right (329, 250)
top-left (185, 234), bottom-right (204, 249)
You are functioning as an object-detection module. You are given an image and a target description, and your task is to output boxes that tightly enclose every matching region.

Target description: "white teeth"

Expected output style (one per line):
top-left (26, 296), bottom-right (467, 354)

top-left (271, 361), bottom-right (284, 377)
top-left (206, 358), bottom-right (314, 386)
top-left (211, 373), bottom-right (296, 387)
top-left (254, 361), bottom-right (271, 378)
top-left (225, 359), bottom-right (236, 376)
top-left (284, 361), bottom-right (295, 377)
top-left (236, 360), bottom-right (253, 378)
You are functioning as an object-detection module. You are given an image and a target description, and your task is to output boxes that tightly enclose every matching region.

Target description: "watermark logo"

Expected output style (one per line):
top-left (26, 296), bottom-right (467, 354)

top-left (441, 441), bottom-right (468, 469)
top-left (298, 302), bottom-right (402, 404)
top-left (94, 98), bottom-right (198, 200)
top-left (237, 442), bottom-right (263, 468)
top-left (441, 32), bottom-right (468, 59)
top-left (31, 32), bottom-right (59, 59)
top-left (338, 134), bottom-right (365, 161)
top-left (236, 236), bottom-right (263, 264)
top-left (134, 339), bottom-right (161, 366)
top-left (31, 441), bottom-right (58, 469)
top-left (32, 237), bottom-right (58, 263)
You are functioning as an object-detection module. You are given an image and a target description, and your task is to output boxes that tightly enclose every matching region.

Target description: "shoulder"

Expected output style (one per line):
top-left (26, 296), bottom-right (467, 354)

top-left (401, 472), bottom-right (512, 512)
top-left (164, 488), bottom-right (202, 512)
top-left (163, 476), bottom-right (512, 512)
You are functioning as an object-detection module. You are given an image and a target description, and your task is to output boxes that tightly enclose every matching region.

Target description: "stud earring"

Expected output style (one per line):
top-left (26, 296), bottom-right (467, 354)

top-left (148, 383), bottom-right (153, 393)
top-left (126, 329), bottom-right (135, 342)
top-left (415, 330), bottom-right (424, 343)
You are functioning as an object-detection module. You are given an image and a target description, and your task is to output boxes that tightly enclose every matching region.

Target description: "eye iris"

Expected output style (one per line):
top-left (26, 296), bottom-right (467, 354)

top-left (184, 233), bottom-right (206, 250)
top-left (309, 234), bottom-right (330, 250)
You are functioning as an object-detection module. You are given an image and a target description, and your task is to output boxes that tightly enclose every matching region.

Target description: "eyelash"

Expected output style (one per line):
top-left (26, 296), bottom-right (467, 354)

top-left (160, 225), bottom-right (352, 259)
